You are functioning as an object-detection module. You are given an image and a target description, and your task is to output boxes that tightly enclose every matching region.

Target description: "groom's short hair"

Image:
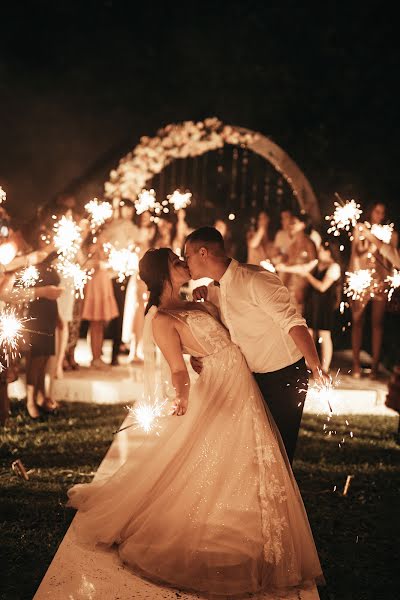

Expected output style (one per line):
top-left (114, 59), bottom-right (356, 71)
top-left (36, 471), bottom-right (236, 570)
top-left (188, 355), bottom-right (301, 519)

top-left (185, 227), bottom-right (225, 253)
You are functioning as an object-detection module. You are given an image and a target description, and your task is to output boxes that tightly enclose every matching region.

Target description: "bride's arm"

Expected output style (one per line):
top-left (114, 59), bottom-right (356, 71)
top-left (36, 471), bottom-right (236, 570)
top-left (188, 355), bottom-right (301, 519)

top-left (152, 314), bottom-right (190, 416)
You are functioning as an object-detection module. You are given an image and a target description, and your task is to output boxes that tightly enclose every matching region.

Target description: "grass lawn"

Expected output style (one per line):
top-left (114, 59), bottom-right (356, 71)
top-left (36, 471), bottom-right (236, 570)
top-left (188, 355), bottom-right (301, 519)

top-left (0, 399), bottom-right (399, 600)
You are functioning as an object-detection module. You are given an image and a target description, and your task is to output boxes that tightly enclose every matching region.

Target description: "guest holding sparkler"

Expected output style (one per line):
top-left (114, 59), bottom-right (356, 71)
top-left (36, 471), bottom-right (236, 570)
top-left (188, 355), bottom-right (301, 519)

top-left (277, 213), bottom-right (317, 314)
top-left (81, 215), bottom-right (119, 369)
top-left (273, 208), bottom-right (293, 257)
top-left (100, 199), bottom-right (138, 366)
top-left (123, 210), bottom-right (157, 363)
top-left (349, 201), bottom-right (398, 378)
top-left (246, 210), bottom-right (274, 265)
top-left (25, 227), bottom-right (62, 418)
top-left (301, 240), bottom-right (342, 372)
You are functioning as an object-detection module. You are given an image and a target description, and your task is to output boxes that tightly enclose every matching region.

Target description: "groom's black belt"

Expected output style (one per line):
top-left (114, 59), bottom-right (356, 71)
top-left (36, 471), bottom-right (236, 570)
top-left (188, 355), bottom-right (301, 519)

top-left (254, 357), bottom-right (306, 376)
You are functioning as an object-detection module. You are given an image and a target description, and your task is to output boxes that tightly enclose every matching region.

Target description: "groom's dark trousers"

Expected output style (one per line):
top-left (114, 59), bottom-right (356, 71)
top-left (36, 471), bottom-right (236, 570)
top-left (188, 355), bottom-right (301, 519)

top-left (253, 357), bottom-right (308, 465)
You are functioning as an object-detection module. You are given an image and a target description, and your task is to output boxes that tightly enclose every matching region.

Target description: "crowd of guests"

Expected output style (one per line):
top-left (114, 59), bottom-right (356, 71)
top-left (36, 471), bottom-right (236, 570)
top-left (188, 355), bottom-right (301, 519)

top-left (0, 194), bottom-right (398, 425)
top-left (244, 202), bottom-right (398, 380)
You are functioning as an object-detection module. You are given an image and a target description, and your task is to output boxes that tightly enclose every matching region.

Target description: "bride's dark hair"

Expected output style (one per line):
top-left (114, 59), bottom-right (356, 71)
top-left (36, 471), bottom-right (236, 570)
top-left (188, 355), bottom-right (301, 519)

top-left (139, 247), bottom-right (172, 315)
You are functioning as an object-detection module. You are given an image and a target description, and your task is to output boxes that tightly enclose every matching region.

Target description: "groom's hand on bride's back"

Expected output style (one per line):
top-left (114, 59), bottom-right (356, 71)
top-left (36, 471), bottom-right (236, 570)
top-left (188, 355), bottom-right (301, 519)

top-left (192, 286), bottom-right (208, 301)
top-left (190, 356), bottom-right (203, 374)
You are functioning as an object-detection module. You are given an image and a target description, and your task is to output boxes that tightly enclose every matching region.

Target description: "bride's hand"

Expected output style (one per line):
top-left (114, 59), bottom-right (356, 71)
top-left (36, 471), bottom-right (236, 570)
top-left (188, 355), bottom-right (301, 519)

top-left (192, 285), bottom-right (208, 301)
top-left (172, 397), bottom-right (188, 416)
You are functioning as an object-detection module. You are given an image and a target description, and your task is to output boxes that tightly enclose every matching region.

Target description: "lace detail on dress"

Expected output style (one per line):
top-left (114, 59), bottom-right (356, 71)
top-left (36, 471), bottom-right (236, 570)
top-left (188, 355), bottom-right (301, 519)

top-left (251, 400), bottom-right (288, 565)
top-left (159, 308), bottom-right (232, 358)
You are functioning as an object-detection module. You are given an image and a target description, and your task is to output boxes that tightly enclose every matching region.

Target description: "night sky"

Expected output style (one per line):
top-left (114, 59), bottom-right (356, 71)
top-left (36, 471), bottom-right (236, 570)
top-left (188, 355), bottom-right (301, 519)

top-left (1, 1), bottom-right (399, 222)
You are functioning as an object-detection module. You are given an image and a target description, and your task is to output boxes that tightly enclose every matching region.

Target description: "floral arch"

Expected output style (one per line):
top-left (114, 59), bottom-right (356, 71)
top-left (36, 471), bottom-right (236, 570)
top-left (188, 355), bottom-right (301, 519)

top-left (105, 117), bottom-right (320, 223)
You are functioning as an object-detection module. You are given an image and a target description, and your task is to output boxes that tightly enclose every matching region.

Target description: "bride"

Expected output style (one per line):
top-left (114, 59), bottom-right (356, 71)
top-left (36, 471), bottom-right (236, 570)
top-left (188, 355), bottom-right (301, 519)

top-left (67, 247), bottom-right (324, 597)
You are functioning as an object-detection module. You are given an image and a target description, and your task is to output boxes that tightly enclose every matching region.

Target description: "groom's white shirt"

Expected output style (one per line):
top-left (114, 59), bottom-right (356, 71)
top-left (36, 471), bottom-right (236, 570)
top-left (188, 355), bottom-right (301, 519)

top-left (207, 259), bottom-right (306, 373)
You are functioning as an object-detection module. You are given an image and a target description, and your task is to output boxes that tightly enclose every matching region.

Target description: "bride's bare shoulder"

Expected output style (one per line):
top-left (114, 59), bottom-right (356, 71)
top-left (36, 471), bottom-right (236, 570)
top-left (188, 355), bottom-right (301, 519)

top-left (152, 311), bottom-right (176, 329)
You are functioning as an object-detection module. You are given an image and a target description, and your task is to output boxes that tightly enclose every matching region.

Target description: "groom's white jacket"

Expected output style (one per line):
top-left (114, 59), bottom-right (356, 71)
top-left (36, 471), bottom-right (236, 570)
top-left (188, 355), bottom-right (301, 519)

top-left (207, 259), bottom-right (306, 373)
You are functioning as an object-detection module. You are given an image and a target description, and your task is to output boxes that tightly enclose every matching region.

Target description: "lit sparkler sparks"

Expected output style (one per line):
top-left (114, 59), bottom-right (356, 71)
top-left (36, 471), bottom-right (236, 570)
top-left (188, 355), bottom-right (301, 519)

top-left (260, 259), bottom-right (276, 273)
top-left (0, 242), bottom-right (17, 266)
top-left (114, 398), bottom-right (171, 435)
top-left (84, 199), bottom-right (113, 231)
top-left (0, 308), bottom-right (27, 366)
top-left (135, 189), bottom-right (158, 215)
top-left (0, 186), bottom-right (6, 204)
top-left (167, 190), bottom-right (192, 211)
top-left (104, 244), bottom-right (139, 283)
top-left (53, 215), bottom-right (82, 259)
top-left (57, 260), bottom-right (92, 299)
top-left (308, 371), bottom-right (341, 415)
top-left (16, 265), bottom-right (40, 288)
top-left (386, 269), bottom-right (400, 301)
top-left (326, 196), bottom-right (362, 236)
top-left (344, 269), bottom-right (374, 301)
top-left (370, 222), bottom-right (394, 244)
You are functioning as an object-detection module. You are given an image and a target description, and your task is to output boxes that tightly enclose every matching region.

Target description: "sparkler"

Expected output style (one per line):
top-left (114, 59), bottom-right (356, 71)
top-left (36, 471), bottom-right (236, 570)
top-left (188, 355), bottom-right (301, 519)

top-left (57, 260), bottom-right (92, 299)
top-left (308, 371), bottom-right (341, 415)
top-left (370, 222), bottom-right (394, 244)
top-left (0, 242), bottom-right (17, 266)
top-left (167, 190), bottom-right (192, 211)
top-left (0, 308), bottom-right (27, 366)
top-left (103, 244), bottom-right (139, 283)
top-left (134, 189), bottom-right (159, 215)
top-left (53, 215), bottom-right (82, 259)
top-left (16, 265), bottom-right (40, 288)
top-left (0, 186), bottom-right (6, 204)
top-left (260, 259), bottom-right (276, 273)
top-left (84, 199), bottom-right (113, 231)
top-left (114, 398), bottom-right (171, 435)
top-left (386, 269), bottom-right (400, 301)
top-left (326, 195), bottom-right (362, 236)
top-left (344, 269), bottom-right (375, 301)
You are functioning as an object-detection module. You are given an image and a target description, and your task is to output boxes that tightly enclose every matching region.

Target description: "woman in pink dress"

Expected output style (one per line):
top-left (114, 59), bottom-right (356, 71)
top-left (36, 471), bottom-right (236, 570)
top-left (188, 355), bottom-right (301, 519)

top-left (82, 227), bottom-right (119, 368)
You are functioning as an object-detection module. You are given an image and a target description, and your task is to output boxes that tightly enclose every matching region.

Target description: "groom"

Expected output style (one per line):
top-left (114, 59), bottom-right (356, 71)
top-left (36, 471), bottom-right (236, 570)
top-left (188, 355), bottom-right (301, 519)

top-left (184, 226), bottom-right (325, 464)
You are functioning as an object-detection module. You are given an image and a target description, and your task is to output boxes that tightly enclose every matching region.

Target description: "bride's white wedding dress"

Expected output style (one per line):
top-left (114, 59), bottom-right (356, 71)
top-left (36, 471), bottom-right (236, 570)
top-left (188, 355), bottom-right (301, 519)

top-left (67, 306), bottom-right (323, 597)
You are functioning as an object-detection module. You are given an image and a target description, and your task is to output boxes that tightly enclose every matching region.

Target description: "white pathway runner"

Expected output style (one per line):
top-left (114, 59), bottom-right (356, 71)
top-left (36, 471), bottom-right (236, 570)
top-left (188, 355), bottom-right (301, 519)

top-left (34, 420), bottom-right (320, 600)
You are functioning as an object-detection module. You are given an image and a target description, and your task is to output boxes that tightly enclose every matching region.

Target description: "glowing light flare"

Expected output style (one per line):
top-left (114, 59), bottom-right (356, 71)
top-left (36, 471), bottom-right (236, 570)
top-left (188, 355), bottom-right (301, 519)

top-left (260, 259), bottom-right (276, 273)
top-left (17, 265), bottom-right (40, 288)
top-left (308, 371), bottom-right (341, 415)
top-left (115, 398), bottom-right (171, 435)
top-left (167, 190), bottom-right (192, 211)
top-left (344, 269), bottom-right (375, 301)
top-left (57, 260), bottom-right (92, 299)
top-left (104, 244), bottom-right (139, 283)
top-left (0, 186), bottom-right (6, 204)
top-left (0, 308), bottom-right (27, 366)
top-left (326, 198), bottom-right (362, 236)
top-left (53, 215), bottom-right (82, 259)
top-left (135, 189), bottom-right (159, 215)
top-left (84, 199), bottom-right (113, 231)
top-left (386, 269), bottom-right (400, 301)
top-left (0, 242), bottom-right (17, 266)
top-left (370, 222), bottom-right (394, 244)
